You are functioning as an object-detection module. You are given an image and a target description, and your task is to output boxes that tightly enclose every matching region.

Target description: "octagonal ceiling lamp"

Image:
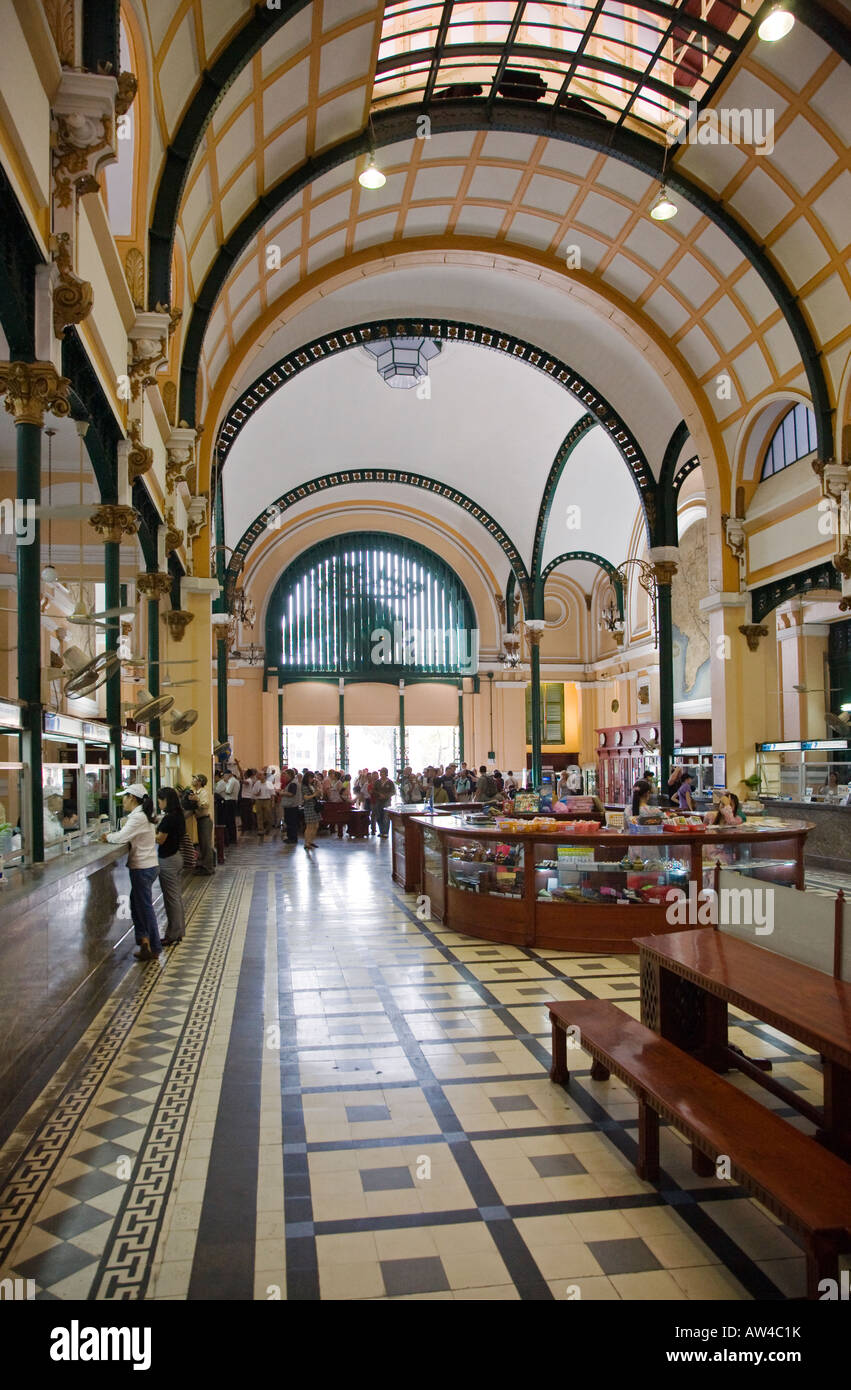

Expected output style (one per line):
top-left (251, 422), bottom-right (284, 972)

top-left (758, 5), bottom-right (794, 41)
top-left (362, 337), bottom-right (442, 389)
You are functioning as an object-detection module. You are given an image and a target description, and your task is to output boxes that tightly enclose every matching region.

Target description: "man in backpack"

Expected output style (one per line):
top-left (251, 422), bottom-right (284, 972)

top-left (474, 764), bottom-right (500, 805)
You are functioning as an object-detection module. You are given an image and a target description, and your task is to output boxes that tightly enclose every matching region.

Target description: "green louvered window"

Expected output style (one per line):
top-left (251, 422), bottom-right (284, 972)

top-left (526, 683), bottom-right (565, 744)
top-left (266, 532), bottom-right (477, 677)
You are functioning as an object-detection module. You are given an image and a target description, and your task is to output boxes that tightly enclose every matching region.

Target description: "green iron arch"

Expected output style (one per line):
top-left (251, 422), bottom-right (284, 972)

top-left (215, 317), bottom-right (655, 564)
top-left (265, 531), bottom-right (478, 681)
top-left (542, 551), bottom-right (624, 617)
top-left (228, 469), bottom-right (531, 604)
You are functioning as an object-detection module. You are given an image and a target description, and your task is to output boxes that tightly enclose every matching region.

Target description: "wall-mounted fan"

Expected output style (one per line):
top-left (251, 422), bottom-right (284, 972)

top-left (170, 708), bottom-right (198, 735)
top-left (64, 649), bottom-right (122, 698)
top-left (825, 713), bottom-right (851, 737)
top-left (124, 688), bottom-right (174, 724)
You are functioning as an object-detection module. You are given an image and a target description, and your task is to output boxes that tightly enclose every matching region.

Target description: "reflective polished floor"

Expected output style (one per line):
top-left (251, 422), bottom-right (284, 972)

top-left (0, 834), bottom-right (840, 1301)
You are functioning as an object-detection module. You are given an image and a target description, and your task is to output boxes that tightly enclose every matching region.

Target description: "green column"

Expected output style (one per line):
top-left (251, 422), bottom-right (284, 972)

top-left (217, 637), bottom-right (228, 745)
top-left (657, 575), bottom-right (675, 793)
top-left (457, 685), bottom-right (464, 763)
top-left (104, 540), bottom-right (122, 794)
top-left (338, 680), bottom-right (346, 772)
top-left (17, 420), bottom-right (44, 860)
top-left (148, 592), bottom-right (160, 799)
top-left (278, 691), bottom-right (284, 768)
top-left (397, 681), bottom-right (404, 780)
top-left (528, 628), bottom-right (544, 788)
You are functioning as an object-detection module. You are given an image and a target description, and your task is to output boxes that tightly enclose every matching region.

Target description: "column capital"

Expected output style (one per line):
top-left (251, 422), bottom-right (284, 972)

top-left (163, 609), bottom-right (194, 643)
top-left (137, 570), bottom-right (174, 602)
top-left (0, 361), bottom-right (71, 426)
top-left (89, 504), bottom-right (140, 544)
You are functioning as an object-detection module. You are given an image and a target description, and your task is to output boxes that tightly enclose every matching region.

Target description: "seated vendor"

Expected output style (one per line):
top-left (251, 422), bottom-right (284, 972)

top-left (708, 791), bottom-right (744, 826)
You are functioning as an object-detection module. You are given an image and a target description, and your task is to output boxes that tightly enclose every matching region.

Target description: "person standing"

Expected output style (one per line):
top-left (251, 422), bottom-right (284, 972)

top-left (474, 765), bottom-right (501, 805)
top-left (103, 784), bottom-right (162, 961)
top-left (372, 767), bottom-right (396, 838)
top-left (239, 765), bottom-right (256, 835)
top-left (301, 771), bottom-right (320, 852)
top-left (676, 770), bottom-right (695, 812)
top-left (250, 768), bottom-right (275, 842)
top-left (223, 767), bottom-right (241, 843)
top-left (156, 787), bottom-right (186, 944)
top-left (281, 771), bottom-right (302, 845)
top-left (192, 774), bottom-right (215, 873)
top-left (455, 766), bottom-right (473, 801)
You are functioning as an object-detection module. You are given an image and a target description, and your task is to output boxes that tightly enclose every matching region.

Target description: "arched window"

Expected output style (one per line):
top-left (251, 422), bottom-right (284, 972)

top-left (265, 533), bottom-right (477, 677)
top-left (761, 403), bottom-right (817, 479)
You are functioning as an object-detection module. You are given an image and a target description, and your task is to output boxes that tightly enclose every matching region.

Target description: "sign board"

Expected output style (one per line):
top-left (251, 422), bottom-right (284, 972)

top-left (513, 792), bottom-right (540, 813)
top-left (712, 753), bottom-right (726, 790)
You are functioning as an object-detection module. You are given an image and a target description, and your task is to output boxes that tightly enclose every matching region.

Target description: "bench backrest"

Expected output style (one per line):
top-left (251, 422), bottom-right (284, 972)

top-left (717, 869), bottom-right (850, 979)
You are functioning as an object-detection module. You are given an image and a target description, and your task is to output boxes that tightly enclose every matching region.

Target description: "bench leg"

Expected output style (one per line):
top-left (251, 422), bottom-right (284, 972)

top-left (637, 1101), bottom-right (659, 1182)
top-left (691, 1144), bottom-right (716, 1178)
top-left (550, 1019), bottom-right (569, 1084)
top-left (806, 1232), bottom-right (842, 1301)
top-left (590, 1058), bottom-right (611, 1081)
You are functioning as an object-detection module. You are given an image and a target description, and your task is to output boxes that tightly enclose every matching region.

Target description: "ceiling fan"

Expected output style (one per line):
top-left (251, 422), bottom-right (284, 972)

top-left (68, 597), bottom-right (136, 627)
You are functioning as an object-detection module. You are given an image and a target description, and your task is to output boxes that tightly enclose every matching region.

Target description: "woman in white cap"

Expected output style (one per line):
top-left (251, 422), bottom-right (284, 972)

top-left (103, 784), bottom-right (162, 961)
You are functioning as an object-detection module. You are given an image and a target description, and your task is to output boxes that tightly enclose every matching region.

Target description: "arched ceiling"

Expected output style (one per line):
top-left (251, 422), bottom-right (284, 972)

top-left (127, 0), bottom-right (850, 601)
top-left (222, 340), bottom-right (596, 564)
top-left (134, 2), bottom-right (849, 451)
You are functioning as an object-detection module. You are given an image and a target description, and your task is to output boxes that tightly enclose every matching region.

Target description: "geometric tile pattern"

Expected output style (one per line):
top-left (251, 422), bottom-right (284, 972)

top-left (0, 844), bottom-right (841, 1300)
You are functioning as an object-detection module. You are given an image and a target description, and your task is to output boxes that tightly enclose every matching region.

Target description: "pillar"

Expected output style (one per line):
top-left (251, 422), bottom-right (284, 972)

top-left (339, 679), bottom-right (347, 771)
top-left (0, 362), bottom-right (70, 862)
top-left (397, 679), bottom-right (404, 777)
top-left (104, 537), bottom-right (122, 793)
top-left (649, 551), bottom-right (678, 791)
top-left (148, 590), bottom-right (161, 800)
top-left (701, 592), bottom-right (777, 792)
top-left (457, 685), bottom-right (464, 763)
top-left (174, 578), bottom-right (218, 784)
top-left (216, 637), bottom-right (228, 745)
top-left (526, 621), bottom-right (546, 787)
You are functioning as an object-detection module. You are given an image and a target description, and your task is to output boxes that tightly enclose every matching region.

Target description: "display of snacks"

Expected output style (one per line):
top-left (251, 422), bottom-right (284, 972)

top-left (447, 840), bottom-right (525, 898)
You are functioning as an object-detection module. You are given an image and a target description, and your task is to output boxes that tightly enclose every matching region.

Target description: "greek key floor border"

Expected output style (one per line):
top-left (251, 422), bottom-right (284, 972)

top-left (0, 872), bottom-right (245, 1292)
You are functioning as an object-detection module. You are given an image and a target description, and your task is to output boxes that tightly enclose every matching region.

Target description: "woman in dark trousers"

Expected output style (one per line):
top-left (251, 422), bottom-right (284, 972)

top-left (281, 772), bottom-right (302, 845)
top-left (157, 787), bottom-right (186, 944)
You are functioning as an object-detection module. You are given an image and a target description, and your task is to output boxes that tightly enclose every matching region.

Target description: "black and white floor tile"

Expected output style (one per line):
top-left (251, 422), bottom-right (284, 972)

top-left (0, 836), bottom-right (845, 1301)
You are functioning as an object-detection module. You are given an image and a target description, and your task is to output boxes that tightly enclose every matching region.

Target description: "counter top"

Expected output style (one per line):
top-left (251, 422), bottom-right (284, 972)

top-left (410, 814), bottom-right (815, 842)
top-left (0, 841), bottom-right (127, 914)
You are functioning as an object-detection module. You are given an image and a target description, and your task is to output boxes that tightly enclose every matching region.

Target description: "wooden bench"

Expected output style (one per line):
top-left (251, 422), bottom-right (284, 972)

top-left (549, 999), bottom-right (851, 1299)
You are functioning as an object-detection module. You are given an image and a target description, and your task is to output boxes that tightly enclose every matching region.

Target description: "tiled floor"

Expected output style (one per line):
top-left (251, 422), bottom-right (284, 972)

top-left (0, 833), bottom-right (842, 1301)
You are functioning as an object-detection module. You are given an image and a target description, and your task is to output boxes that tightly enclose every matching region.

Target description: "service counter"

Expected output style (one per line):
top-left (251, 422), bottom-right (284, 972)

top-left (761, 799), bottom-right (851, 874)
top-left (0, 842), bottom-right (136, 1129)
top-left (409, 815), bottom-right (813, 954)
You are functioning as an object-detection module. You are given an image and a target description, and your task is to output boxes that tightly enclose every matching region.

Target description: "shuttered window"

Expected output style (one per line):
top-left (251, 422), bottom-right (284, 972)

top-left (526, 683), bottom-right (565, 744)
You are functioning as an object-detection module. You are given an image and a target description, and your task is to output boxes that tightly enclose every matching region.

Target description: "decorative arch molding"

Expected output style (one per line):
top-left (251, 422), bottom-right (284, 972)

top-left (177, 102), bottom-right (832, 452)
top-left (530, 412), bottom-right (597, 602)
top-left (226, 467), bottom-right (533, 602)
top-left (751, 561), bottom-right (842, 626)
top-left (542, 551), bottom-right (624, 619)
top-left (215, 317), bottom-right (655, 527)
top-left (240, 495), bottom-right (507, 645)
top-left (673, 456), bottom-right (702, 499)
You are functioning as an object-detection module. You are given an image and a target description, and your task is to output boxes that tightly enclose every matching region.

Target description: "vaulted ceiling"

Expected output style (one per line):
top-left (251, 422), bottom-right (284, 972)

top-left (127, 0), bottom-right (850, 606)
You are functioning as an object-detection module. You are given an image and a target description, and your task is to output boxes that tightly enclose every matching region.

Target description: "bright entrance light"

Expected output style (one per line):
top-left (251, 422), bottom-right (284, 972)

top-left (358, 155), bottom-right (386, 189)
top-left (649, 187), bottom-right (678, 221)
top-left (758, 6), bottom-right (795, 41)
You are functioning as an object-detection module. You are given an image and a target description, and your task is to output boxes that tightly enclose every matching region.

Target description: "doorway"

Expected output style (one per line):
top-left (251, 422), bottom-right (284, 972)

top-left (346, 726), bottom-right (398, 776)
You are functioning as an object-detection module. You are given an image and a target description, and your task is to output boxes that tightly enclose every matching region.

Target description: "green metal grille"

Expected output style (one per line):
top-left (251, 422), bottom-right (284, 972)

top-left (266, 532), bottom-right (477, 678)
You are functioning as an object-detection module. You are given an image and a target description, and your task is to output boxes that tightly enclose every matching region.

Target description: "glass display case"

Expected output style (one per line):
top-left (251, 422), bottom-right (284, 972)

top-left (756, 739), bottom-right (851, 802)
top-left (407, 814), bottom-right (813, 953)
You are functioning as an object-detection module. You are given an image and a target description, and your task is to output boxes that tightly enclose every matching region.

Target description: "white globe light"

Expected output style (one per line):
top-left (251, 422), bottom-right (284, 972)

top-left (358, 156), bottom-right (386, 189)
top-left (758, 7), bottom-right (794, 41)
top-left (650, 187), bottom-right (678, 221)
top-left (41, 563), bottom-right (58, 583)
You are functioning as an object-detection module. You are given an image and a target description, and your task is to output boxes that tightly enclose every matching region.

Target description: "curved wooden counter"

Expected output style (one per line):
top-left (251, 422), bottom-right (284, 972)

top-left (408, 815), bottom-right (814, 954)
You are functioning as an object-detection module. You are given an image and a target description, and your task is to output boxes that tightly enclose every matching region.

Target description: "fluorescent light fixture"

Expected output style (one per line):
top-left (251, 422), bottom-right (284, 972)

top-left (649, 187), bottom-right (678, 221)
top-left (758, 6), bottom-right (794, 41)
top-left (358, 155), bottom-right (386, 189)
